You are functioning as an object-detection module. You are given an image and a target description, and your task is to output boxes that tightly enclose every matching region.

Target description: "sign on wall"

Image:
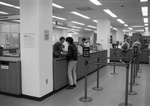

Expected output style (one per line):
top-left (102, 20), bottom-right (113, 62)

top-left (24, 33), bottom-right (35, 48)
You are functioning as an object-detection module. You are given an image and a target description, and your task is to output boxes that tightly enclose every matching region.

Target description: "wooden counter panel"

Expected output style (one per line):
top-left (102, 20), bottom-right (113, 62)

top-left (0, 61), bottom-right (21, 95)
top-left (53, 51), bottom-right (107, 91)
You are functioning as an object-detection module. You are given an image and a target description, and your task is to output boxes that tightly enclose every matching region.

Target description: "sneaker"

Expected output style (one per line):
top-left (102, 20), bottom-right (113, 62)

top-left (73, 84), bottom-right (76, 88)
top-left (66, 85), bottom-right (74, 90)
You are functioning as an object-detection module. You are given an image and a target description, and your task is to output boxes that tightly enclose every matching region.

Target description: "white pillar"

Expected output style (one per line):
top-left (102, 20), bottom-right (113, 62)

top-left (97, 19), bottom-right (110, 60)
top-left (111, 30), bottom-right (117, 44)
top-left (116, 28), bottom-right (124, 43)
top-left (20, 0), bottom-right (53, 97)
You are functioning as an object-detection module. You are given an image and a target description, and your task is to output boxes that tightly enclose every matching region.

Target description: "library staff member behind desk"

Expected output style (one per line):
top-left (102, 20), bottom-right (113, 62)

top-left (53, 36), bottom-right (65, 57)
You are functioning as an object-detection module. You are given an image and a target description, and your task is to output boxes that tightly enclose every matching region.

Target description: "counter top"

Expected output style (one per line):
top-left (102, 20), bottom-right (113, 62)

top-left (0, 57), bottom-right (20, 62)
top-left (53, 50), bottom-right (105, 61)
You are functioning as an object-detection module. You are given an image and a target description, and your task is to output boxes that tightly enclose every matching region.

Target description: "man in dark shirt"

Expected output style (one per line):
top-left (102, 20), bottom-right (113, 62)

top-left (66, 37), bottom-right (78, 90)
top-left (53, 37), bottom-right (65, 57)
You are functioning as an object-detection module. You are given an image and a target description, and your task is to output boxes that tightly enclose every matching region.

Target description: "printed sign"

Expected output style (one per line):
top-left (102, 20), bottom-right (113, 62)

top-left (83, 47), bottom-right (90, 58)
top-left (44, 30), bottom-right (49, 40)
top-left (24, 33), bottom-right (35, 48)
top-left (1, 65), bottom-right (9, 70)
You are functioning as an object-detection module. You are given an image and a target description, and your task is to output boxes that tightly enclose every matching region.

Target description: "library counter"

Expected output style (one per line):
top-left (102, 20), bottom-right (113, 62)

top-left (53, 50), bottom-right (107, 91)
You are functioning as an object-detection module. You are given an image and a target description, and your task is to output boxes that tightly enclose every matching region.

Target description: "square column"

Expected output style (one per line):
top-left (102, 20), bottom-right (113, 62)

top-left (97, 19), bottom-right (110, 61)
top-left (20, 0), bottom-right (53, 98)
top-left (116, 28), bottom-right (124, 43)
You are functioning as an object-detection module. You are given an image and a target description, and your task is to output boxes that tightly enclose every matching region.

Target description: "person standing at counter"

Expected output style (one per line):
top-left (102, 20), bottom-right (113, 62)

top-left (53, 36), bottom-right (65, 57)
top-left (66, 37), bottom-right (78, 90)
top-left (120, 39), bottom-right (130, 63)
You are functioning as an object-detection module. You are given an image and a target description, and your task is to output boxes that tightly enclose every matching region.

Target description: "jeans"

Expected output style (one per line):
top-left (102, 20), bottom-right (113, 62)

top-left (67, 60), bottom-right (77, 85)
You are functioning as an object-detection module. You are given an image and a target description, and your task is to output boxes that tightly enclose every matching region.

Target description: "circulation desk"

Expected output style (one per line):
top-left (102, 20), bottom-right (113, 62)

top-left (0, 57), bottom-right (21, 95)
top-left (53, 50), bottom-right (107, 91)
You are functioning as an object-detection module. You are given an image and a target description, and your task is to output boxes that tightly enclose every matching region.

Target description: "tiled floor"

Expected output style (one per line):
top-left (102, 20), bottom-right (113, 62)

top-left (0, 64), bottom-right (149, 106)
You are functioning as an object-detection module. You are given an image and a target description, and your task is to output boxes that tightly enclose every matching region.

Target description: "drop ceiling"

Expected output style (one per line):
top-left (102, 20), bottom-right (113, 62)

top-left (0, 0), bottom-right (149, 32)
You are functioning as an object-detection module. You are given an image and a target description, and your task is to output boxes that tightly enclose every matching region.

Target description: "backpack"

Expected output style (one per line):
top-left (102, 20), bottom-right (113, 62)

top-left (121, 43), bottom-right (128, 52)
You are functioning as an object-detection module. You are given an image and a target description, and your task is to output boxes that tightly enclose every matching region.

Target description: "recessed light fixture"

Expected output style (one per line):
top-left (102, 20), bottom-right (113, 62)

top-left (0, 1), bottom-right (20, 9)
top-left (72, 26), bottom-right (82, 29)
top-left (52, 16), bottom-right (67, 20)
top-left (117, 19), bottom-right (125, 24)
top-left (129, 27), bottom-right (133, 30)
top-left (0, 11), bottom-right (9, 14)
top-left (132, 25), bottom-right (144, 27)
top-left (145, 24), bottom-right (148, 26)
top-left (93, 20), bottom-right (97, 23)
top-left (113, 28), bottom-right (117, 30)
top-left (56, 26), bottom-right (69, 30)
top-left (71, 29), bottom-right (81, 31)
top-left (103, 9), bottom-right (117, 18)
top-left (124, 24), bottom-right (128, 27)
top-left (71, 11), bottom-right (90, 19)
top-left (12, 20), bottom-right (20, 22)
top-left (145, 27), bottom-right (149, 30)
top-left (135, 29), bottom-right (145, 32)
top-left (84, 28), bottom-right (92, 31)
top-left (141, 7), bottom-right (148, 16)
top-left (143, 18), bottom-right (148, 23)
top-left (71, 21), bottom-right (85, 25)
top-left (87, 25), bottom-right (96, 29)
top-left (52, 3), bottom-right (64, 9)
top-left (140, 0), bottom-right (148, 2)
top-left (89, 0), bottom-right (102, 5)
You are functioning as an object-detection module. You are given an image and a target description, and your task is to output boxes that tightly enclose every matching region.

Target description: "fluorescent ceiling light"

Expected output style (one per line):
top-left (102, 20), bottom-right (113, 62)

top-left (87, 25), bottom-right (96, 29)
top-left (143, 18), bottom-right (148, 23)
top-left (140, 0), bottom-right (148, 2)
top-left (70, 29), bottom-right (80, 31)
top-left (135, 29), bottom-right (144, 32)
top-left (145, 24), bottom-right (148, 26)
top-left (0, 11), bottom-right (9, 14)
top-left (52, 16), bottom-right (67, 20)
top-left (52, 3), bottom-right (64, 9)
top-left (145, 27), bottom-right (149, 30)
top-left (129, 27), bottom-right (133, 30)
top-left (56, 26), bottom-right (69, 30)
top-left (12, 20), bottom-right (20, 22)
top-left (72, 26), bottom-right (82, 29)
top-left (117, 19), bottom-right (125, 24)
top-left (113, 28), bottom-right (117, 30)
top-left (93, 20), bottom-right (97, 23)
top-left (71, 11), bottom-right (90, 19)
top-left (84, 28), bottom-right (92, 31)
top-left (124, 24), bottom-right (128, 27)
top-left (123, 30), bottom-right (130, 32)
top-left (71, 21), bottom-right (85, 25)
top-left (0, 1), bottom-right (20, 9)
top-left (103, 9), bottom-right (117, 18)
top-left (132, 25), bottom-right (144, 27)
top-left (89, 0), bottom-right (102, 5)
top-left (141, 7), bottom-right (148, 16)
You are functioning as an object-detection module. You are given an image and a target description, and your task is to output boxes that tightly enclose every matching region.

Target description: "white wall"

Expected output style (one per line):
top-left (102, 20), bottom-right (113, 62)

top-left (72, 30), bottom-right (94, 45)
top-left (52, 28), bottom-right (67, 44)
top-left (116, 28), bottom-right (124, 43)
top-left (111, 30), bottom-right (117, 44)
top-left (141, 30), bottom-right (150, 36)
